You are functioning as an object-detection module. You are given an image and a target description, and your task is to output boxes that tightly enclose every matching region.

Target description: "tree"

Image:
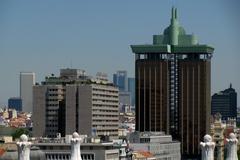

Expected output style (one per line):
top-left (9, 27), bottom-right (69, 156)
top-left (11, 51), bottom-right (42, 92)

top-left (11, 128), bottom-right (29, 140)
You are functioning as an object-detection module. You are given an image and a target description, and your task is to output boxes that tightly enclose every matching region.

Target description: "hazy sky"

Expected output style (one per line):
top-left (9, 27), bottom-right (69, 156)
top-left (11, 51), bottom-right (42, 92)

top-left (0, 0), bottom-right (239, 106)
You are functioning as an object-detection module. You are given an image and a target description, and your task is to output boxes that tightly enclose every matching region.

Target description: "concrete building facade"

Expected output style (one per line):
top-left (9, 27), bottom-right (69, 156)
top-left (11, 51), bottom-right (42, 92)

top-left (0, 140), bottom-right (120, 160)
top-left (35, 142), bottom-right (120, 160)
top-left (62, 84), bottom-right (119, 139)
top-left (20, 72), bottom-right (35, 113)
top-left (33, 69), bottom-right (119, 140)
top-left (33, 85), bottom-right (64, 138)
top-left (129, 132), bottom-right (181, 160)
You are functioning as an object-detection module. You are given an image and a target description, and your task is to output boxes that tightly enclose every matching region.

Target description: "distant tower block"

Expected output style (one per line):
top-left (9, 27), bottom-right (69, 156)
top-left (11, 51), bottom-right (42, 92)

top-left (20, 72), bottom-right (35, 113)
top-left (200, 134), bottom-right (215, 160)
top-left (70, 132), bottom-right (82, 160)
top-left (226, 133), bottom-right (238, 160)
top-left (211, 84), bottom-right (237, 120)
top-left (17, 134), bottom-right (32, 160)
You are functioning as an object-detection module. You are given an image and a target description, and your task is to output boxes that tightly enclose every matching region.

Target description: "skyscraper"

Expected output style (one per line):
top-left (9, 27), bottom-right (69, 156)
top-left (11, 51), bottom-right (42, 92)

top-left (20, 72), bottom-right (35, 113)
top-left (8, 97), bottom-right (22, 111)
top-left (131, 8), bottom-right (214, 158)
top-left (113, 70), bottom-right (128, 92)
top-left (211, 84), bottom-right (237, 120)
top-left (119, 91), bottom-right (131, 105)
top-left (113, 70), bottom-right (132, 107)
top-left (128, 77), bottom-right (135, 106)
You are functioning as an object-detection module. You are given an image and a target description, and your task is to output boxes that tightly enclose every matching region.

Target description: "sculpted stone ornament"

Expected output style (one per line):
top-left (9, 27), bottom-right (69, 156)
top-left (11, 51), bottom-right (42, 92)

top-left (226, 133), bottom-right (238, 160)
top-left (16, 134), bottom-right (32, 160)
top-left (70, 132), bottom-right (82, 160)
top-left (200, 134), bottom-right (215, 160)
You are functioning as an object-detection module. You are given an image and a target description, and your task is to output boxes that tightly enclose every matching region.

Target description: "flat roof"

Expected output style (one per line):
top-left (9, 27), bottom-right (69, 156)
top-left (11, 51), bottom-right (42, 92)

top-left (131, 44), bottom-right (214, 54)
top-left (34, 142), bottom-right (115, 147)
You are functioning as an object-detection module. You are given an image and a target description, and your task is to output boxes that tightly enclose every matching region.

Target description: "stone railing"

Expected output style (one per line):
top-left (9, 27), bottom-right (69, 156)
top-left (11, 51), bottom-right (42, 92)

top-left (16, 132), bottom-right (82, 160)
top-left (200, 133), bottom-right (238, 160)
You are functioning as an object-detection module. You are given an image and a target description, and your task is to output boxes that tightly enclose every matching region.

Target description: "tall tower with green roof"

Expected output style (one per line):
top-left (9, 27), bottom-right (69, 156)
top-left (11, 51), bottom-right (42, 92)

top-left (131, 7), bottom-right (214, 158)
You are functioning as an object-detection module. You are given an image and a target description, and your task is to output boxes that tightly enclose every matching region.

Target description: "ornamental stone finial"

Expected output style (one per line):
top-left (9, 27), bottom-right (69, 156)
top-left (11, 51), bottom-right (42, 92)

top-left (200, 134), bottom-right (215, 160)
top-left (226, 133), bottom-right (238, 160)
top-left (70, 132), bottom-right (82, 160)
top-left (17, 134), bottom-right (32, 160)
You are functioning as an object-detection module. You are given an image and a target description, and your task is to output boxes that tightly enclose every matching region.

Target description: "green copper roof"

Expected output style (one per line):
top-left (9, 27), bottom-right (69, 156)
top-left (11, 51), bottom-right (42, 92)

top-left (173, 45), bottom-right (214, 53)
top-left (131, 44), bottom-right (171, 53)
top-left (131, 7), bottom-right (214, 54)
top-left (131, 44), bottom-right (214, 54)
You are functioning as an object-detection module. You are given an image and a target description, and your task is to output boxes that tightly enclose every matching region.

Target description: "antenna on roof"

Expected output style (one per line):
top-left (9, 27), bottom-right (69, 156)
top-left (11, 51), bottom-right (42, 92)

top-left (175, 8), bottom-right (177, 19)
top-left (171, 7), bottom-right (175, 19)
top-left (171, 6), bottom-right (178, 20)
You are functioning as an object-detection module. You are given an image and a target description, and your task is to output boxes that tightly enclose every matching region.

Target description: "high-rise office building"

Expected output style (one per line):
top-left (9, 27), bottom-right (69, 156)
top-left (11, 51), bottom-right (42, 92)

top-left (113, 71), bottom-right (136, 106)
top-left (20, 72), bottom-right (35, 113)
top-left (131, 8), bottom-right (214, 158)
top-left (8, 97), bottom-right (22, 111)
top-left (211, 84), bottom-right (237, 120)
top-left (128, 78), bottom-right (135, 106)
top-left (113, 70), bottom-right (131, 107)
top-left (33, 69), bottom-right (119, 140)
top-left (119, 91), bottom-right (131, 105)
top-left (113, 71), bottom-right (128, 92)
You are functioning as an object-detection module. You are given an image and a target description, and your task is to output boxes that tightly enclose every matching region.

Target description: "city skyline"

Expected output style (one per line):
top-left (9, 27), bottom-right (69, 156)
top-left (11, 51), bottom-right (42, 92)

top-left (0, 0), bottom-right (239, 105)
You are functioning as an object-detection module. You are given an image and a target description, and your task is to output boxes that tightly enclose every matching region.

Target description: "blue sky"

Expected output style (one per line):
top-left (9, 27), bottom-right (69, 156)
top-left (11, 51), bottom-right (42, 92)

top-left (0, 0), bottom-right (239, 105)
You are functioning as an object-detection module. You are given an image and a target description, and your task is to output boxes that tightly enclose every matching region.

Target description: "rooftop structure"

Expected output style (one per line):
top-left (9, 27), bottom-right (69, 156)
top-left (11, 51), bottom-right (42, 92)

top-left (129, 132), bottom-right (181, 160)
top-left (60, 68), bottom-right (86, 79)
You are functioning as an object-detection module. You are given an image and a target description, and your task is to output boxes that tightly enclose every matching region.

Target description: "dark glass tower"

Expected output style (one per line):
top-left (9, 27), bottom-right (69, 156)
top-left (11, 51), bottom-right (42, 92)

top-left (113, 71), bottom-right (128, 92)
top-left (128, 77), bottom-right (135, 106)
top-left (8, 97), bottom-right (22, 111)
top-left (211, 84), bottom-right (237, 120)
top-left (131, 8), bottom-right (214, 158)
